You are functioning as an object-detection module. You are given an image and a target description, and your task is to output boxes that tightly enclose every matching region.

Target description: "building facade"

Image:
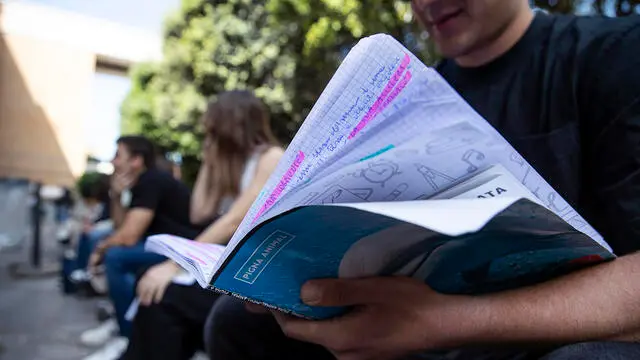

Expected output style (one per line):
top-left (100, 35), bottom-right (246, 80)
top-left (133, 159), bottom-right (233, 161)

top-left (0, 1), bottom-right (161, 186)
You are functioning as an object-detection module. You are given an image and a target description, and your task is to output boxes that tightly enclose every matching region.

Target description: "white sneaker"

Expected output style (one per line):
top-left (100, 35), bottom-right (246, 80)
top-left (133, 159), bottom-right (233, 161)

top-left (191, 351), bottom-right (209, 360)
top-left (80, 318), bottom-right (118, 347)
top-left (82, 337), bottom-right (128, 360)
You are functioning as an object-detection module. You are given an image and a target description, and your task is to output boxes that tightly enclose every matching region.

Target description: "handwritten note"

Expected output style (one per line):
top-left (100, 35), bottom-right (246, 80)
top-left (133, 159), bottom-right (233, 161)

top-left (254, 151), bottom-right (306, 222)
top-left (349, 54), bottom-right (412, 139)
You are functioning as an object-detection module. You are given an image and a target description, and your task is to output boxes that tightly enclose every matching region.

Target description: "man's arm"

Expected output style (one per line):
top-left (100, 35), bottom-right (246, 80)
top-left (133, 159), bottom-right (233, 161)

top-left (102, 209), bottom-right (154, 248)
top-left (274, 254), bottom-right (640, 360)
top-left (470, 252), bottom-right (640, 344)
top-left (109, 173), bottom-right (135, 228)
top-left (110, 194), bottom-right (126, 228)
top-left (99, 172), bottom-right (162, 251)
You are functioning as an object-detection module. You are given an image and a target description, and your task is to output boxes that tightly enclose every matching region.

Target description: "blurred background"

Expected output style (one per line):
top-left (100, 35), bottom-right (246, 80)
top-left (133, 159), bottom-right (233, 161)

top-left (0, 0), bottom-right (638, 359)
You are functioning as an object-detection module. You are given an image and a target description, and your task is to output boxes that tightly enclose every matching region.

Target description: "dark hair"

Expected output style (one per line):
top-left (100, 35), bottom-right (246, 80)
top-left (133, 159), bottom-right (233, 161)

top-left (202, 90), bottom-right (278, 209)
top-left (116, 135), bottom-right (156, 169)
top-left (77, 172), bottom-right (110, 200)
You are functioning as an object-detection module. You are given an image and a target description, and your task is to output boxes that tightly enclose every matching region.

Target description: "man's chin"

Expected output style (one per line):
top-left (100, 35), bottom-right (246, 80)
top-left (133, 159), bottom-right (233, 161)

top-left (431, 31), bottom-right (478, 58)
top-left (433, 41), bottom-right (470, 61)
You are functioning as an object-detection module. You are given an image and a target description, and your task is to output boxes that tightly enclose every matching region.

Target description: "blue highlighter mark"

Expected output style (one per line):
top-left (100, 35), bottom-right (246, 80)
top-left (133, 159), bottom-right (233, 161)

top-left (360, 145), bottom-right (395, 162)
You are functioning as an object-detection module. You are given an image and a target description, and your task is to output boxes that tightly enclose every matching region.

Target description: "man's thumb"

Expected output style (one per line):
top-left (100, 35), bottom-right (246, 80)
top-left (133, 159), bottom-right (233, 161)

top-left (300, 278), bottom-right (380, 307)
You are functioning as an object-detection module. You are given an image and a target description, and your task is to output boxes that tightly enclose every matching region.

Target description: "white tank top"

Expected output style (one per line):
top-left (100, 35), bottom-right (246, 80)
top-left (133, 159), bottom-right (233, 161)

top-left (217, 151), bottom-right (261, 215)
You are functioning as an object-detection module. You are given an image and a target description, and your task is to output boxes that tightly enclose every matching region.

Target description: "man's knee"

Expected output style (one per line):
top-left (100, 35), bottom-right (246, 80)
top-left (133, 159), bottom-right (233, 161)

top-left (104, 246), bottom-right (129, 268)
top-left (86, 227), bottom-right (111, 243)
top-left (205, 296), bottom-right (242, 338)
top-left (542, 341), bottom-right (640, 360)
top-left (204, 296), bottom-right (251, 354)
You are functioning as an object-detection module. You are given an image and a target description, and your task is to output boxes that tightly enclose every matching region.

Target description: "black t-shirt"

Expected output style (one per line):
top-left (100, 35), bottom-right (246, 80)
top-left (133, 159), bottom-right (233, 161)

top-left (130, 169), bottom-right (201, 239)
top-left (437, 12), bottom-right (640, 255)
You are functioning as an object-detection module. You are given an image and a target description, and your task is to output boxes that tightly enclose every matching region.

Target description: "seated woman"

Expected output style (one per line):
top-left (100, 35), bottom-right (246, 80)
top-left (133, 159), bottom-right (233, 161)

top-left (122, 90), bottom-right (283, 360)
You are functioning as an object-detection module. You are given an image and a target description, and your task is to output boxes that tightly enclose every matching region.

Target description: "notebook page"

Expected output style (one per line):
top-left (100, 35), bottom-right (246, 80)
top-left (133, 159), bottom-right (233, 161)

top-left (217, 36), bottom-right (428, 260)
top-left (146, 235), bottom-right (225, 287)
top-left (211, 34), bottom-right (609, 283)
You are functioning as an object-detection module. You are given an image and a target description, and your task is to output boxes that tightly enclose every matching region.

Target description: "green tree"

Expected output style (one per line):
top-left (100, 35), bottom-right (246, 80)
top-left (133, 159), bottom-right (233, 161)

top-left (121, 0), bottom-right (297, 181)
top-left (265, 0), bottom-right (431, 129)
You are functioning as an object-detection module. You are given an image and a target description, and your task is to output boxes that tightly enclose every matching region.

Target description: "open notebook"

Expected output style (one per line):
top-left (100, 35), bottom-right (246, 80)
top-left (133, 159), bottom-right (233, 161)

top-left (147, 34), bottom-right (614, 319)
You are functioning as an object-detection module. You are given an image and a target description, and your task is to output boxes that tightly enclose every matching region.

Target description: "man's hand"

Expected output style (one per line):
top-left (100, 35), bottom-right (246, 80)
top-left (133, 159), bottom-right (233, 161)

top-left (137, 261), bottom-right (181, 306)
top-left (110, 173), bottom-right (134, 196)
top-left (88, 243), bottom-right (108, 272)
top-left (272, 277), bottom-right (478, 360)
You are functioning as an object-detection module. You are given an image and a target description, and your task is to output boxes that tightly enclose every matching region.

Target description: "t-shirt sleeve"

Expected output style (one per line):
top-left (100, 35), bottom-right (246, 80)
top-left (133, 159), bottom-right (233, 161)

top-left (581, 20), bottom-right (640, 254)
top-left (129, 173), bottom-right (163, 211)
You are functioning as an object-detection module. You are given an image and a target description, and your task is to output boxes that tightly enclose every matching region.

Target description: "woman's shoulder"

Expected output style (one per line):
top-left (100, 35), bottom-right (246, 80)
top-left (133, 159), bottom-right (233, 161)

top-left (259, 146), bottom-right (285, 161)
top-left (256, 146), bottom-right (285, 171)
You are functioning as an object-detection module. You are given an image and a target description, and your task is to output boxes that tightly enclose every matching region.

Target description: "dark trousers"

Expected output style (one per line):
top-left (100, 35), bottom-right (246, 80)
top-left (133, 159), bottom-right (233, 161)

top-left (205, 296), bottom-right (640, 360)
top-left (122, 282), bottom-right (220, 360)
top-left (205, 295), bottom-right (333, 360)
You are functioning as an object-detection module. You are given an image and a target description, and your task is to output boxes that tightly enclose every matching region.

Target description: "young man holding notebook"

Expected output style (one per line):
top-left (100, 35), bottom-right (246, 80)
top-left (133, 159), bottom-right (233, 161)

top-left (206, 1), bottom-right (640, 359)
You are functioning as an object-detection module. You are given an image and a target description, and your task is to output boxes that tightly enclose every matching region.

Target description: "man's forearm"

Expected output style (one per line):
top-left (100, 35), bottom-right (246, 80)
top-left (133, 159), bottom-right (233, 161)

top-left (464, 252), bottom-right (640, 346)
top-left (110, 196), bottom-right (125, 228)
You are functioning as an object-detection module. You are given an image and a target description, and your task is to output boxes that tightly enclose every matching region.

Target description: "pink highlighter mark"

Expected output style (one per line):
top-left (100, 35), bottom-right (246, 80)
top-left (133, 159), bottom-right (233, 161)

top-left (348, 54), bottom-right (412, 139)
top-left (381, 70), bottom-right (412, 110)
top-left (253, 151), bottom-right (306, 223)
top-left (186, 251), bottom-right (207, 266)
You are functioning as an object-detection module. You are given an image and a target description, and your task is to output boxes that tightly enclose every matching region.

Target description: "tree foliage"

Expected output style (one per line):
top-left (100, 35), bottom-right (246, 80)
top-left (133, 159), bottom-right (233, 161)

top-left (122, 0), bottom-right (297, 180)
top-left (121, 0), bottom-right (638, 183)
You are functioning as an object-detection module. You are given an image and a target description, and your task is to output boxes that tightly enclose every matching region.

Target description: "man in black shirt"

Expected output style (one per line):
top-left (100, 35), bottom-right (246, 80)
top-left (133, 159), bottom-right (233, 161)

top-left (86, 136), bottom-right (198, 345)
top-left (206, 1), bottom-right (640, 360)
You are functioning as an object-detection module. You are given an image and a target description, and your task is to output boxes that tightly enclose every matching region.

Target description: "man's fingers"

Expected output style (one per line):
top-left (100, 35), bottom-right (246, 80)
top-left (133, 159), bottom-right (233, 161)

top-left (301, 278), bottom-right (386, 307)
top-left (139, 289), bottom-right (151, 306)
top-left (137, 281), bottom-right (153, 306)
top-left (153, 283), bottom-right (167, 304)
top-left (273, 312), bottom-right (357, 352)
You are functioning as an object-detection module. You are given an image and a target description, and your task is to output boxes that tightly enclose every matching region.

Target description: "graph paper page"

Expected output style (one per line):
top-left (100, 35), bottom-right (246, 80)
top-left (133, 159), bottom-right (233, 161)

top-left (208, 33), bottom-right (609, 282)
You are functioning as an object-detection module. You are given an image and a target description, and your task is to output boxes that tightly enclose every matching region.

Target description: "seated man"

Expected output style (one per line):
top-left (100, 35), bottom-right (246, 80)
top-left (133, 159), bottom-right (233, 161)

top-left (205, 1), bottom-right (640, 360)
top-left (80, 136), bottom-right (201, 357)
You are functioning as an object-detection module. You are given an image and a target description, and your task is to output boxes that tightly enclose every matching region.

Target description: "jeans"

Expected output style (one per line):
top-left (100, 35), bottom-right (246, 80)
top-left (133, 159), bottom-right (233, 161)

top-left (76, 226), bottom-right (113, 270)
top-left (205, 296), bottom-right (640, 360)
top-left (104, 242), bottom-right (166, 338)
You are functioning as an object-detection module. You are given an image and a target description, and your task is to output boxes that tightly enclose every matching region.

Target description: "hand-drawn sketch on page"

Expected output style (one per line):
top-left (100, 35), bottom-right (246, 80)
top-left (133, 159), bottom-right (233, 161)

top-left (384, 183), bottom-right (409, 201)
top-left (546, 192), bottom-right (570, 214)
top-left (462, 150), bottom-right (486, 173)
top-left (425, 123), bottom-right (486, 155)
top-left (414, 164), bottom-right (456, 192)
top-left (351, 160), bottom-right (402, 187)
top-left (296, 192), bottom-right (320, 207)
top-left (350, 188), bottom-right (374, 201)
top-left (509, 152), bottom-right (526, 167)
top-left (317, 186), bottom-right (373, 204)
